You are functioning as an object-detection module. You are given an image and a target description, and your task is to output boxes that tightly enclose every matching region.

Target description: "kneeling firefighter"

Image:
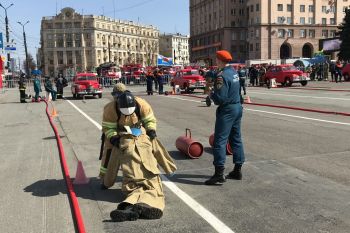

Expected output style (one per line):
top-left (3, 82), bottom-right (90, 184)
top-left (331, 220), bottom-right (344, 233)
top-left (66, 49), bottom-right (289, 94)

top-left (101, 90), bottom-right (177, 222)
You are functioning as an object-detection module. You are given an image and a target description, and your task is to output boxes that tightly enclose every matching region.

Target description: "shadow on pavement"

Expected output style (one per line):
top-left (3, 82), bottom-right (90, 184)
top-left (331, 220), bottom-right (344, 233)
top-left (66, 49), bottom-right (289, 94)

top-left (24, 177), bottom-right (125, 203)
top-left (64, 96), bottom-right (98, 101)
top-left (167, 173), bottom-right (211, 186)
top-left (42, 135), bottom-right (65, 140)
top-left (168, 150), bottom-right (193, 161)
top-left (203, 147), bottom-right (213, 155)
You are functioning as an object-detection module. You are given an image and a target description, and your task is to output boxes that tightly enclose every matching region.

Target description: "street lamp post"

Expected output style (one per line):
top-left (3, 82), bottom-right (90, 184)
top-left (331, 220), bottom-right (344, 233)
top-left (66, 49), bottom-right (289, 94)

top-left (17, 21), bottom-right (30, 76)
top-left (0, 3), bottom-right (14, 71)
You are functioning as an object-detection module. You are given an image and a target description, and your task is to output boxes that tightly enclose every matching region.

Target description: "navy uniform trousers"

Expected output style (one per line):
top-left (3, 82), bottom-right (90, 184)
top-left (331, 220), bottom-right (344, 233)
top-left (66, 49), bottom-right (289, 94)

top-left (213, 103), bottom-right (244, 166)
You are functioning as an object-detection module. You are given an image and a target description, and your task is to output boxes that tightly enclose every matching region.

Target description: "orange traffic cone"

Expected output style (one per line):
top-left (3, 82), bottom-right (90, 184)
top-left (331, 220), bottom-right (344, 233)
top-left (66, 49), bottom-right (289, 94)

top-left (245, 96), bottom-right (252, 104)
top-left (51, 107), bottom-right (58, 117)
top-left (73, 160), bottom-right (90, 185)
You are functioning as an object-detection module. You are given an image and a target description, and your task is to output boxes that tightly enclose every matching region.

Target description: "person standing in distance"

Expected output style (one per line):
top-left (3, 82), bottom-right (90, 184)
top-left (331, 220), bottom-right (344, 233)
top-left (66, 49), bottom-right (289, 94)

top-left (205, 50), bottom-right (245, 185)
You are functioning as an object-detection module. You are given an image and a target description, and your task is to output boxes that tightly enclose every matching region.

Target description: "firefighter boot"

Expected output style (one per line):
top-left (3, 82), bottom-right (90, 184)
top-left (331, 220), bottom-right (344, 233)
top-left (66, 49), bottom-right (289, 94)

top-left (132, 203), bottom-right (163, 219)
top-left (226, 164), bottom-right (242, 180)
top-left (110, 205), bottom-right (139, 222)
top-left (204, 166), bottom-right (226, 185)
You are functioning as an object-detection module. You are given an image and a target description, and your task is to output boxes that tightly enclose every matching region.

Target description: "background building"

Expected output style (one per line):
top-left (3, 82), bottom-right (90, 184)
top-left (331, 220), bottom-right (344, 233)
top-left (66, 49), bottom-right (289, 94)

top-left (190, 0), bottom-right (350, 64)
top-left (40, 7), bottom-right (159, 76)
top-left (159, 33), bottom-right (190, 65)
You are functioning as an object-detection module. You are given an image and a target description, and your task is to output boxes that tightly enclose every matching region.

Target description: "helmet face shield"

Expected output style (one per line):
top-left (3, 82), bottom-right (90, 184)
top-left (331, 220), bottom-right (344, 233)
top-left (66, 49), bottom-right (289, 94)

top-left (120, 107), bottom-right (136, 116)
top-left (118, 92), bottom-right (136, 116)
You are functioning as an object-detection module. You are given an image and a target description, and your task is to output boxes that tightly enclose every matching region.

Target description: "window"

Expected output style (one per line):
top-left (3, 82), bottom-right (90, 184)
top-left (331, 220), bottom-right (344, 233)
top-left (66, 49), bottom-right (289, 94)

top-left (74, 22), bottom-right (81, 28)
top-left (300, 29), bottom-right (306, 38)
top-left (250, 5), bottom-right (254, 12)
top-left (287, 4), bottom-right (292, 12)
top-left (277, 4), bottom-right (283, 11)
top-left (278, 29), bottom-right (285, 38)
top-left (250, 43), bottom-right (253, 51)
top-left (322, 30), bottom-right (328, 38)
top-left (231, 32), bottom-right (237, 40)
top-left (287, 17), bottom-right (292, 24)
top-left (330, 30), bottom-right (336, 37)
top-left (256, 4), bottom-right (260, 11)
top-left (308, 17), bottom-right (315, 24)
top-left (255, 29), bottom-right (260, 38)
top-left (308, 29), bottom-right (315, 38)
top-left (322, 18), bottom-right (327, 25)
top-left (240, 31), bottom-right (246, 40)
top-left (277, 17), bottom-right (286, 23)
top-left (256, 43), bottom-right (260, 51)
top-left (322, 6), bottom-right (327, 13)
top-left (330, 18), bottom-right (336, 25)
top-left (287, 29), bottom-right (294, 37)
top-left (308, 5), bottom-right (314, 12)
top-left (300, 5), bottom-right (305, 12)
top-left (300, 17), bottom-right (305, 24)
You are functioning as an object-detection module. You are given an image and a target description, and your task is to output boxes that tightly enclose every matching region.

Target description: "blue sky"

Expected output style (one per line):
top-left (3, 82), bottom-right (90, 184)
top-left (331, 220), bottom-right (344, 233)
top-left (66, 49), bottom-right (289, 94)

top-left (0, 0), bottom-right (189, 66)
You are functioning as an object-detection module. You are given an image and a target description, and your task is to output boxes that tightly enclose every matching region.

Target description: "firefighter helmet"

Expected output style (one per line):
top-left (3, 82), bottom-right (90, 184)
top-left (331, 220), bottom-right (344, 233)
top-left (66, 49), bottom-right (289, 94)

top-left (118, 91), bottom-right (136, 115)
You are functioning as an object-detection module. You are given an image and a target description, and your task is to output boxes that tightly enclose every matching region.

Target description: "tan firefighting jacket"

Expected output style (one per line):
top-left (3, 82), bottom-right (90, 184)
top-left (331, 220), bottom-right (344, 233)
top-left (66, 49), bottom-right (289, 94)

top-left (102, 97), bottom-right (156, 139)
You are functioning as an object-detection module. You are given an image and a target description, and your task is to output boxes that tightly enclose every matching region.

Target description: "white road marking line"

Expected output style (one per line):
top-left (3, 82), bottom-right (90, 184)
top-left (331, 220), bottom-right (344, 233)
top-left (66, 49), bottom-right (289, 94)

top-left (161, 176), bottom-right (235, 233)
top-left (65, 98), bottom-right (235, 233)
top-left (245, 109), bottom-right (350, 126)
top-left (162, 95), bottom-right (350, 126)
top-left (248, 91), bottom-right (350, 101)
top-left (65, 99), bottom-right (102, 130)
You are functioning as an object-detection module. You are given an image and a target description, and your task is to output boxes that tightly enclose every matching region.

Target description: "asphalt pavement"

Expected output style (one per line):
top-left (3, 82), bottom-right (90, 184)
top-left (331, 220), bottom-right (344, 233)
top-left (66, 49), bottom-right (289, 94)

top-left (1, 81), bottom-right (350, 233)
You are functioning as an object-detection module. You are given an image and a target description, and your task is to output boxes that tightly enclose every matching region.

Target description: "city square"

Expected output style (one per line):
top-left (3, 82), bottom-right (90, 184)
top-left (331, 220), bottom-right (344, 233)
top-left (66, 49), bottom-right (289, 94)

top-left (0, 1), bottom-right (350, 233)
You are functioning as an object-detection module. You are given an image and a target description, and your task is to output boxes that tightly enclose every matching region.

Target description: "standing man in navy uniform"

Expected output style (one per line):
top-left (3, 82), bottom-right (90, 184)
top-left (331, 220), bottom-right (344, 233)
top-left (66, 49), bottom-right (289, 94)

top-left (205, 50), bottom-right (245, 185)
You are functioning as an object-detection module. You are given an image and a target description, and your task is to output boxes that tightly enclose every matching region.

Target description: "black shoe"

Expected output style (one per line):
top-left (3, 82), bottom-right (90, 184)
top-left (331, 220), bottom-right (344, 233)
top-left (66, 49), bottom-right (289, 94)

top-left (204, 166), bottom-right (226, 185)
top-left (226, 164), bottom-right (242, 180)
top-left (117, 202), bottom-right (132, 210)
top-left (132, 203), bottom-right (163, 219)
top-left (110, 205), bottom-right (139, 222)
top-left (100, 183), bottom-right (108, 190)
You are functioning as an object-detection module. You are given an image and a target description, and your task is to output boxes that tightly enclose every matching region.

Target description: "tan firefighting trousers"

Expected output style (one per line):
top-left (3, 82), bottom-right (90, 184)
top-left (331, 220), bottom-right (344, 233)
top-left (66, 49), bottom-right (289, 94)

top-left (99, 139), bottom-right (113, 178)
top-left (102, 134), bottom-right (176, 211)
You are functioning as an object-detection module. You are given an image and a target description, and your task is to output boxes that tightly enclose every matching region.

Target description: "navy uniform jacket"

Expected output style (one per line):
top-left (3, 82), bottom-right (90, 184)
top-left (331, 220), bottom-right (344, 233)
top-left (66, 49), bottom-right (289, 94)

top-left (211, 65), bottom-right (241, 106)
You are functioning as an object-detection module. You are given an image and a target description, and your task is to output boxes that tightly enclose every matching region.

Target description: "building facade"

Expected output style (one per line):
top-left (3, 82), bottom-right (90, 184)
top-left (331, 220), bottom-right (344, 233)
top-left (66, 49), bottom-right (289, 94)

top-left (159, 33), bottom-right (190, 65)
top-left (190, 0), bottom-right (350, 64)
top-left (40, 7), bottom-right (159, 76)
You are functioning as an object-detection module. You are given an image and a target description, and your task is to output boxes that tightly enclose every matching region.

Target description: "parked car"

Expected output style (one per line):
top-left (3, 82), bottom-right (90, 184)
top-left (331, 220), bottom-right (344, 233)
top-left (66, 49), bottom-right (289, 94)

top-left (71, 73), bottom-right (102, 98)
top-left (264, 64), bottom-right (310, 87)
top-left (170, 69), bottom-right (206, 93)
top-left (342, 63), bottom-right (350, 81)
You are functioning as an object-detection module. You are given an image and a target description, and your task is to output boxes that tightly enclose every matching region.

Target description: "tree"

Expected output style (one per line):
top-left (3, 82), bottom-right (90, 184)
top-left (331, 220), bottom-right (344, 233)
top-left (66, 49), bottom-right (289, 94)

top-left (22, 53), bottom-right (36, 74)
top-left (338, 8), bottom-right (350, 62)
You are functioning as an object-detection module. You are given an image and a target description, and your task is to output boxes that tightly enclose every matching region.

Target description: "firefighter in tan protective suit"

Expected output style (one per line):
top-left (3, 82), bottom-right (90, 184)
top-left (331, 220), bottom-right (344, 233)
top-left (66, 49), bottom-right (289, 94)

top-left (101, 88), bottom-right (177, 222)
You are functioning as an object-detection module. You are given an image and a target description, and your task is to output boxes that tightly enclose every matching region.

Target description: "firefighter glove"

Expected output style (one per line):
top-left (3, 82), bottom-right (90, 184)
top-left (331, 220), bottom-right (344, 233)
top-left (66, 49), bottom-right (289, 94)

top-left (110, 136), bottom-right (120, 148)
top-left (146, 130), bottom-right (157, 140)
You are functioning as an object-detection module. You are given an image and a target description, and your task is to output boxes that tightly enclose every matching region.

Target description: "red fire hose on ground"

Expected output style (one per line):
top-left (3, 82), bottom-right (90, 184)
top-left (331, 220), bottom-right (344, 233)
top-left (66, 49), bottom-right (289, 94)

top-left (44, 100), bottom-right (86, 233)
